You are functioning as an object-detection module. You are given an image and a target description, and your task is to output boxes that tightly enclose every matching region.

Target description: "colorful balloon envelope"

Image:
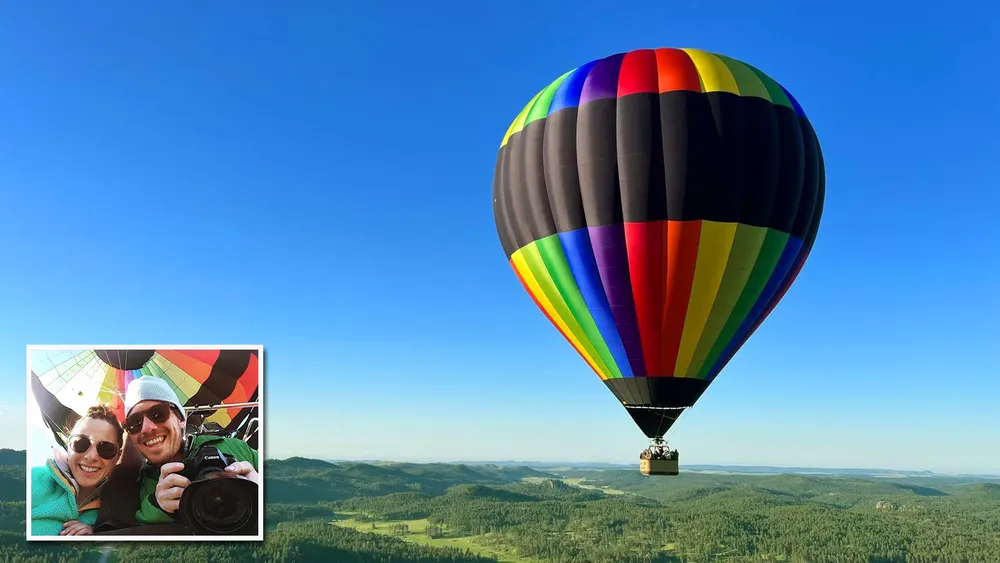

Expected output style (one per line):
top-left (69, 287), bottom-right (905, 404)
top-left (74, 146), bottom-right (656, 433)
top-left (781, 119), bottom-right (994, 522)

top-left (492, 48), bottom-right (825, 439)
top-left (30, 348), bottom-right (259, 448)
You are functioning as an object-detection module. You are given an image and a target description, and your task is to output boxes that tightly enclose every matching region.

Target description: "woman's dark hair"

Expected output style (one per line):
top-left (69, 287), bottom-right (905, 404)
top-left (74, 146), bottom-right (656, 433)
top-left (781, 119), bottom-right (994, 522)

top-left (83, 404), bottom-right (125, 446)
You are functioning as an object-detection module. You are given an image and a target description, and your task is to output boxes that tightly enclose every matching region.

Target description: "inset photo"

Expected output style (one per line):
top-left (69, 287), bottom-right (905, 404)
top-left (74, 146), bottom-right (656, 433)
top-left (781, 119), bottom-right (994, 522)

top-left (26, 345), bottom-right (263, 541)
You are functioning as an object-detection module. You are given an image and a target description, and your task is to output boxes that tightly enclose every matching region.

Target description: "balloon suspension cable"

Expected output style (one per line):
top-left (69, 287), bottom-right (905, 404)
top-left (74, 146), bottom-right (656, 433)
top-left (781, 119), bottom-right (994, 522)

top-left (185, 401), bottom-right (259, 414)
top-left (622, 406), bottom-right (687, 446)
top-left (38, 409), bottom-right (71, 449)
top-left (100, 381), bottom-right (126, 402)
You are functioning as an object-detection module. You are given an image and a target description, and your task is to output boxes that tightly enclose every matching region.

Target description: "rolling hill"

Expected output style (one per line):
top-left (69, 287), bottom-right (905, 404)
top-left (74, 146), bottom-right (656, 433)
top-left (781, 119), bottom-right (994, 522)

top-left (1, 451), bottom-right (998, 562)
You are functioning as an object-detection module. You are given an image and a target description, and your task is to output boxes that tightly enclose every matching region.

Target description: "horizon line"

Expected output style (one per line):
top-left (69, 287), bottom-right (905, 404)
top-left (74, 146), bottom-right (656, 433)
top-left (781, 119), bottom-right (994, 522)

top-left (270, 455), bottom-right (1000, 477)
top-left (3, 448), bottom-right (995, 477)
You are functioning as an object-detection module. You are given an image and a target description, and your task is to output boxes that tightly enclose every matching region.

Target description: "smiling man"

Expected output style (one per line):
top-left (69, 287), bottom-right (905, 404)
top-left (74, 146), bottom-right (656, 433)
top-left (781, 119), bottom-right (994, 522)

top-left (123, 376), bottom-right (259, 526)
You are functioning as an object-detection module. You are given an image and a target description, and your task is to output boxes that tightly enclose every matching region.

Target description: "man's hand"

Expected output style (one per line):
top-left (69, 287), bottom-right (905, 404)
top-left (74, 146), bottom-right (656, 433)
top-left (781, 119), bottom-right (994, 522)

top-left (154, 461), bottom-right (191, 514)
top-left (60, 520), bottom-right (93, 536)
top-left (225, 461), bottom-right (260, 485)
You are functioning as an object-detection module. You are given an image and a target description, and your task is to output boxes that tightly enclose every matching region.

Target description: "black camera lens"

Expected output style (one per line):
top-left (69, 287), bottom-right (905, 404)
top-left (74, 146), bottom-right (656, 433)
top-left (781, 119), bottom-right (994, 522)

top-left (179, 471), bottom-right (258, 535)
top-left (195, 466), bottom-right (225, 480)
top-left (189, 478), bottom-right (255, 533)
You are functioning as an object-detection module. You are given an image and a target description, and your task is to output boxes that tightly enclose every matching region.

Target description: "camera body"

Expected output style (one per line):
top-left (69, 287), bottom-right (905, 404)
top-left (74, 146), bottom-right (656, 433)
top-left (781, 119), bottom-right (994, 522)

top-left (176, 444), bottom-right (258, 535)
top-left (178, 444), bottom-right (237, 482)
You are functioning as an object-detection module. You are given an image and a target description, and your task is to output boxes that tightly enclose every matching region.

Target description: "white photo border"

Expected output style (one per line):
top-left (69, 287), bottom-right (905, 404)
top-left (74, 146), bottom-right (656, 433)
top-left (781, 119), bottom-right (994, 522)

top-left (25, 344), bottom-right (265, 542)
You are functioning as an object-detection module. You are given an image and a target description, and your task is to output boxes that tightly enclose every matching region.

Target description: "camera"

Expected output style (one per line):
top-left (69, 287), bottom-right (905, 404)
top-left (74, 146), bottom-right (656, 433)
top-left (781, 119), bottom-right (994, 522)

top-left (176, 445), bottom-right (258, 535)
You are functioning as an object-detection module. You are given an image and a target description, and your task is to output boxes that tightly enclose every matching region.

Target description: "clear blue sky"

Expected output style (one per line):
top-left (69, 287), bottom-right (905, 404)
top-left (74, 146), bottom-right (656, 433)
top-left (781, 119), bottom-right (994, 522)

top-left (2, 1), bottom-right (997, 474)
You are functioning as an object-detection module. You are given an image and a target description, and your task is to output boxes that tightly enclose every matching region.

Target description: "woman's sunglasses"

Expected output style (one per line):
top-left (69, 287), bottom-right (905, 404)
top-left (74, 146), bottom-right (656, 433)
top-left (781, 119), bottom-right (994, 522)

top-left (124, 403), bottom-right (175, 435)
top-left (69, 434), bottom-right (120, 461)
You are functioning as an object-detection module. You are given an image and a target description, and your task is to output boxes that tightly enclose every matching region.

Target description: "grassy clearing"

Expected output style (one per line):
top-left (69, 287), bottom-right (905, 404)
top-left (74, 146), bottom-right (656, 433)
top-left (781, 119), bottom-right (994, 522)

top-left (560, 477), bottom-right (628, 495)
top-left (517, 475), bottom-right (628, 495)
top-left (333, 512), bottom-right (539, 563)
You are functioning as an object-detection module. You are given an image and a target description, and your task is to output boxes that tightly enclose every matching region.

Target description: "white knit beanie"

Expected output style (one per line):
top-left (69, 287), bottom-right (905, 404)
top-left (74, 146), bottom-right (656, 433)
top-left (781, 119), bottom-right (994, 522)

top-left (124, 376), bottom-right (186, 422)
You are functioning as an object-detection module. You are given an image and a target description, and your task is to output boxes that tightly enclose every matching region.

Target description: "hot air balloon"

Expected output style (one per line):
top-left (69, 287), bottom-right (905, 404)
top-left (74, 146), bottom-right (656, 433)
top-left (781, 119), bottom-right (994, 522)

top-left (492, 48), bottom-right (824, 475)
top-left (30, 348), bottom-right (260, 451)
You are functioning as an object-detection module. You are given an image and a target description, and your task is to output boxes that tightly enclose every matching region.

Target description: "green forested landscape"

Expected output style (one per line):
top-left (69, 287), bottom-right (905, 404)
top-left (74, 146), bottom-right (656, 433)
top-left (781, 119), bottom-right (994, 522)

top-left (2, 449), bottom-right (999, 562)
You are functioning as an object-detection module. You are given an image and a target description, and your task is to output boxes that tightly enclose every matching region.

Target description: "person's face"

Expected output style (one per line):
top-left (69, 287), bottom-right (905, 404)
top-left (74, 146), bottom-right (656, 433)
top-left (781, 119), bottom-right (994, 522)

top-left (128, 400), bottom-right (185, 464)
top-left (67, 418), bottom-right (121, 489)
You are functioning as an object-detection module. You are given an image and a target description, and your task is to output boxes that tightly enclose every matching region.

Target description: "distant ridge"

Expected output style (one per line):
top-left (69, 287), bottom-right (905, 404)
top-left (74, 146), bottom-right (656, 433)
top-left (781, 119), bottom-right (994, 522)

top-left (679, 465), bottom-right (940, 477)
top-left (0, 449), bottom-right (26, 466)
top-left (320, 459), bottom-right (998, 478)
top-left (6, 448), bottom-right (989, 478)
top-left (283, 456), bottom-right (338, 469)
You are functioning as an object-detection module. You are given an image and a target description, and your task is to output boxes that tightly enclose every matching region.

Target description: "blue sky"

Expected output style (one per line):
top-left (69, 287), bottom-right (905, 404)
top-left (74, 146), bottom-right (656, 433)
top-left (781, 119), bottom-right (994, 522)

top-left (1, 1), bottom-right (997, 473)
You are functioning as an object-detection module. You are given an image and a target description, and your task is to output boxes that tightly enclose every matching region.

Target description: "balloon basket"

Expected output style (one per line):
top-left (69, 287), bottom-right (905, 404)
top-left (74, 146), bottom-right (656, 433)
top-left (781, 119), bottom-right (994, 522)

top-left (639, 458), bottom-right (679, 476)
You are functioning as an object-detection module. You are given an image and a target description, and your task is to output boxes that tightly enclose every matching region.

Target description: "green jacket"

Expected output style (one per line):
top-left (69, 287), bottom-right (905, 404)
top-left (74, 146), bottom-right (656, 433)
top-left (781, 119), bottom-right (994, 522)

top-left (31, 454), bottom-right (104, 536)
top-left (135, 435), bottom-right (258, 525)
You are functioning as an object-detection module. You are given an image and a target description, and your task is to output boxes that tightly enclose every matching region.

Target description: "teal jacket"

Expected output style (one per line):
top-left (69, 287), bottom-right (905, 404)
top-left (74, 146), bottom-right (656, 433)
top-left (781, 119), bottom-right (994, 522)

top-left (136, 435), bottom-right (258, 525)
top-left (31, 453), bottom-right (104, 536)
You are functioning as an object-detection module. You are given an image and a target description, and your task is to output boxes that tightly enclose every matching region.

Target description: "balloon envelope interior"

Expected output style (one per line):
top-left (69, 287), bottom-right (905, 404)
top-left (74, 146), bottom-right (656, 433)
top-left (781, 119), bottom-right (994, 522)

top-left (30, 349), bottom-right (259, 447)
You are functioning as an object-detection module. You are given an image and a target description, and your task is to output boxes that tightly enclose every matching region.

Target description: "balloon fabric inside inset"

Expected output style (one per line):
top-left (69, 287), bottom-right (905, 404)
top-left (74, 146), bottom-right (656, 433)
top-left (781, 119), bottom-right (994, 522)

top-left (492, 48), bottom-right (825, 439)
top-left (30, 349), bottom-right (259, 447)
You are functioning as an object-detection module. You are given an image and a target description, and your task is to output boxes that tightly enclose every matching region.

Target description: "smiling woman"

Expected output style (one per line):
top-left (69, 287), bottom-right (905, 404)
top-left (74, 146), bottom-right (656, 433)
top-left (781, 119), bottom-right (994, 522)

top-left (30, 404), bottom-right (124, 537)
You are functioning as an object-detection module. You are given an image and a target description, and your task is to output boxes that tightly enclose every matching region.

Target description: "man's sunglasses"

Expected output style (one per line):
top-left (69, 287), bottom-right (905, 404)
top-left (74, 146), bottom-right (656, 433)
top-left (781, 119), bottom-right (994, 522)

top-left (124, 403), bottom-right (177, 435)
top-left (69, 434), bottom-right (120, 461)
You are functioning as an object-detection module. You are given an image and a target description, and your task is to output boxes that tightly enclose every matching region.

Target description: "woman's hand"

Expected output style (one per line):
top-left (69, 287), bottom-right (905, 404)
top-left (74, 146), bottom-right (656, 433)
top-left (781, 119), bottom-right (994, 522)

top-left (60, 520), bottom-right (93, 536)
